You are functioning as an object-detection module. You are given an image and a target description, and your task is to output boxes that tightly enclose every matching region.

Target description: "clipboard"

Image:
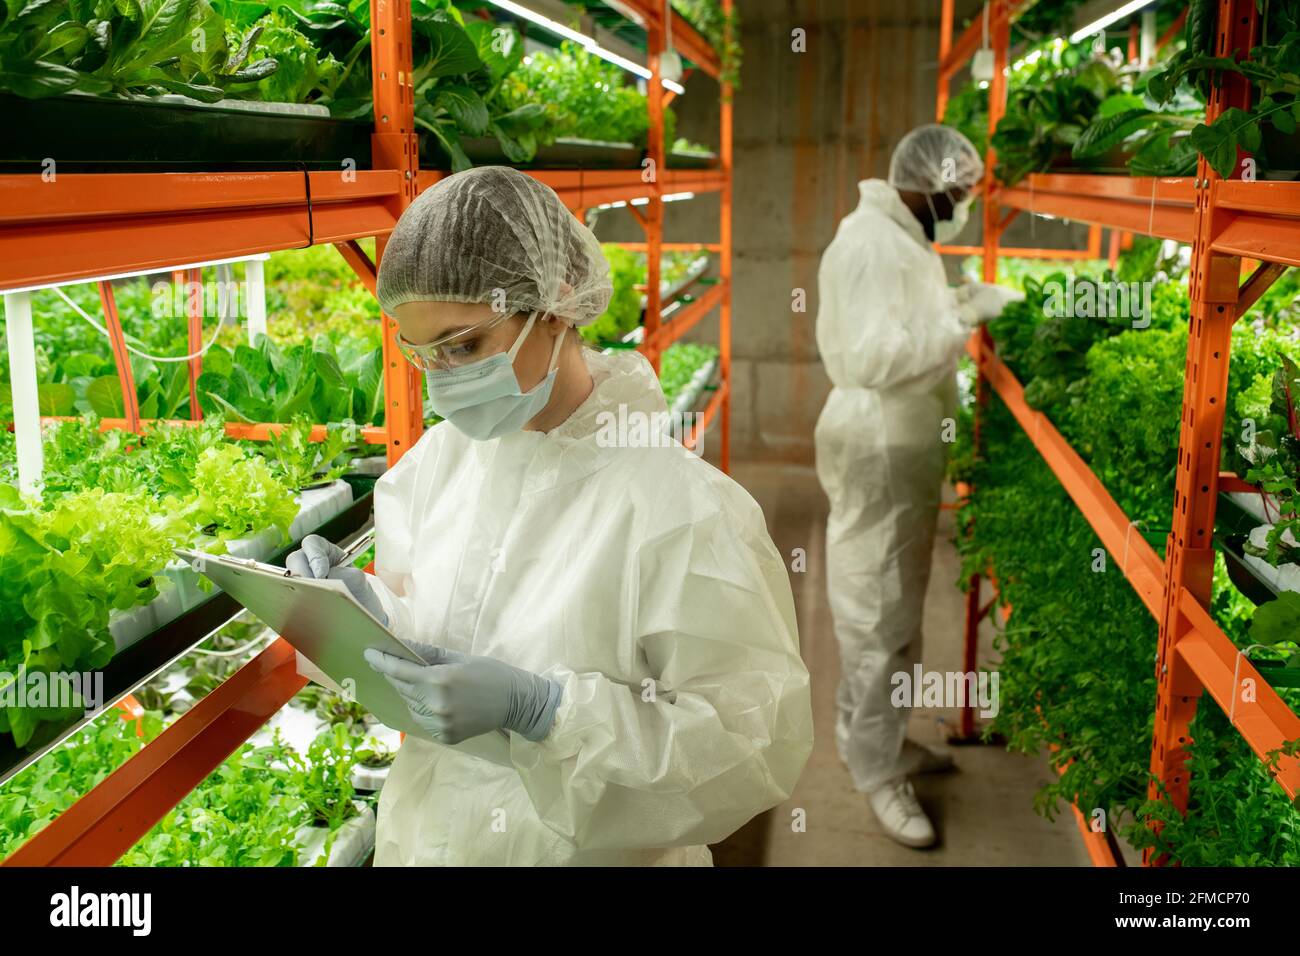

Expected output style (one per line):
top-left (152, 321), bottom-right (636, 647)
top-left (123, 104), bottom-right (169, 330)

top-left (174, 547), bottom-right (512, 767)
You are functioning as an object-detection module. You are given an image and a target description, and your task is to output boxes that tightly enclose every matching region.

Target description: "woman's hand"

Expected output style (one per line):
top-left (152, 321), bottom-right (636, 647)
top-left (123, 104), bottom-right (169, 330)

top-left (364, 646), bottom-right (562, 744)
top-left (286, 534), bottom-right (388, 627)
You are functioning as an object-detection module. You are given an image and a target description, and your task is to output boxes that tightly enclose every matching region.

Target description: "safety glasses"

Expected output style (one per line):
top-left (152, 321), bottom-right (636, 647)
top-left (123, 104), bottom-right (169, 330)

top-left (395, 311), bottom-right (519, 372)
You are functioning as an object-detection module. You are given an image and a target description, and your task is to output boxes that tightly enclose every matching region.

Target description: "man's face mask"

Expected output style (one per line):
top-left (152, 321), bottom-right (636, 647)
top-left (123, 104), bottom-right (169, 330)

top-left (927, 191), bottom-right (973, 244)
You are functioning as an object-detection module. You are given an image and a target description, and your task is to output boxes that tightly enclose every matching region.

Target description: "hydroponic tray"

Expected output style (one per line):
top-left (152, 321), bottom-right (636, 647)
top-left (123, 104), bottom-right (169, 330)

top-left (668, 357), bottom-right (718, 419)
top-left (1214, 490), bottom-right (1300, 607)
top-left (0, 491), bottom-right (375, 787)
top-left (420, 135), bottom-right (641, 170)
top-left (666, 149), bottom-right (718, 169)
top-left (595, 255), bottom-right (713, 351)
top-left (0, 93), bottom-right (373, 173)
top-left (108, 480), bottom-right (355, 652)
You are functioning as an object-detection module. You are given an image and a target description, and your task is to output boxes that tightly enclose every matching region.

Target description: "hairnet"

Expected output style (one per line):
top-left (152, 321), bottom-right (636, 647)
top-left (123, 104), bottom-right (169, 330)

top-left (887, 124), bottom-right (984, 195)
top-left (376, 166), bottom-right (613, 327)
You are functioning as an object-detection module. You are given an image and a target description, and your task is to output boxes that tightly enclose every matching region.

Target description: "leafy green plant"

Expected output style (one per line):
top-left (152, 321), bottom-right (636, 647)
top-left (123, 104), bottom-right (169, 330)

top-left (1234, 355), bottom-right (1300, 567)
top-left (119, 724), bottom-right (366, 866)
top-left (943, 80), bottom-right (988, 156)
top-left (0, 483), bottom-right (186, 746)
top-left (1147, 0), bottom-right (1300, 177)
top-left (260, 417), bottom-right (349, 490)
top-left (960, 255), bottom-right (1300, 864)
top-left (197, 332), bottom-right (383, 427)
top-left (659, 342), bottom-right (717, 407)
top-left (0, 0), bottom-right (281, 101)
top-left (670, 0), bottom-right (741, 89)
top-left (501, 41), bottom-right (677, 149)
top-left (992, 56), bottom-right (1122, 184)
top-left (1071, 91), bottom-right (1200, 176)
top-left (0, 709), bottom-right (161, 859)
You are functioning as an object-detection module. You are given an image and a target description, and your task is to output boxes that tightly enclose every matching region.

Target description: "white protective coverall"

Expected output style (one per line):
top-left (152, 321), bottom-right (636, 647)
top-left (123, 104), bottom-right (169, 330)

top-left (368, 347), bottom-right (814, 866)
top-left (814, 178), bottom-right (972, 794)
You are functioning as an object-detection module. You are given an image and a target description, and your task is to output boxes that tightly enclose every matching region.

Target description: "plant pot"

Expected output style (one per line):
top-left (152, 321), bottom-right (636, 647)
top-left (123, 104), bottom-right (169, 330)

top-left (0, 93), bottom-right (373, 173)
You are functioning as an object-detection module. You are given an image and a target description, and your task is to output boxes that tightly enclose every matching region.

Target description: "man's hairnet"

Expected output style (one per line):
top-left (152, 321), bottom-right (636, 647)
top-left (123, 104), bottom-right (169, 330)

top-left (887, 124), bottom-right (984, 195)
top-left (376, 166), bottom-right (613, 327)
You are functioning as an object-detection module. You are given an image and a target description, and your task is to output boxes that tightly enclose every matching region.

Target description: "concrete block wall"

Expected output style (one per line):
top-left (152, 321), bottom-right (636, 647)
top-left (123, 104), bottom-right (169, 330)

top-left (597, 0), bottom-right (1090, 463)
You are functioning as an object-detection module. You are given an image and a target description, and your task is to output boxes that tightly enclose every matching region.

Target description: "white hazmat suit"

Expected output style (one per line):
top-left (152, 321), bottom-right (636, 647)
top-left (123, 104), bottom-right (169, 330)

top-left (362, 166), bottom-right (813, 866)
top-left (369, 349), bottom-right (813, 865)
top-left (814, 127), bottom-right (984, 795)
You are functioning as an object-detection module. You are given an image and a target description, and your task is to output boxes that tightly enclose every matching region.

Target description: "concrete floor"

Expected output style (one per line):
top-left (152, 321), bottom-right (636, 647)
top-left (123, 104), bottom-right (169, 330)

top-left (708, 460), bottom-right (1091, 867)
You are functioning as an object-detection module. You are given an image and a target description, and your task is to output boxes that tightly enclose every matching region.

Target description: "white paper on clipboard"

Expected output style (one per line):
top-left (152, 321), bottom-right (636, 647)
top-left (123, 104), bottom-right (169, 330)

top-left (176, 548), bottom-right (513, 768)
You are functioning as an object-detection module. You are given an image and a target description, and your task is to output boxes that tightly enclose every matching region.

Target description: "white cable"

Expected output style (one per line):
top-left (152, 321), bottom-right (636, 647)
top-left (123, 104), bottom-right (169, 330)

top-left (53, 286), bottom-right (226, 363)
top-left (191, 627), bottom-right (276, 658)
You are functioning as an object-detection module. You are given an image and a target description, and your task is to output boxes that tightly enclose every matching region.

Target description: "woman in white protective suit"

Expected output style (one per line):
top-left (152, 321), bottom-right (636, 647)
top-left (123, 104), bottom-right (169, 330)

top-left (286, 166), bottom-right (813, 866)
top-left (814, 125), bottom-right (1021, 849)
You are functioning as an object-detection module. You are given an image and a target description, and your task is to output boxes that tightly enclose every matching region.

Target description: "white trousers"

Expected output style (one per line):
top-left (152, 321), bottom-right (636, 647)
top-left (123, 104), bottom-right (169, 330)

top-left (815, 384), bottom-right (948, 793)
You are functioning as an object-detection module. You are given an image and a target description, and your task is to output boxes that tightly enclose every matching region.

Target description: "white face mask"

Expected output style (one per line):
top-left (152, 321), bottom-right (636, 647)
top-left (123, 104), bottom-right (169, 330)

top-left (423, 312), bottom-right (564, 441)
top-left (932, 195), bottom-right (973, 244)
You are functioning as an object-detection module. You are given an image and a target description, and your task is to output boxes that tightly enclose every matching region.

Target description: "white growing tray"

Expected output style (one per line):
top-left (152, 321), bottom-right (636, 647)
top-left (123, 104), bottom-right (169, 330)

top-left (108, 480), bottom-right (355, 652)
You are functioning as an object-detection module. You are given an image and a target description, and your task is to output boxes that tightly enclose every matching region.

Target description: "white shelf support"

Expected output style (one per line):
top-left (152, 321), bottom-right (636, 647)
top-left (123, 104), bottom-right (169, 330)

top-left (245, 258), bottom-right (267, 344)
top-left (4, 290), bottom-right (44, 496)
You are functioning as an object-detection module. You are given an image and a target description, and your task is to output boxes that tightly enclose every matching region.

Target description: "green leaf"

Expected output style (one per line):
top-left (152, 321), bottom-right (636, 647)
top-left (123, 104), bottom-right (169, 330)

top-left (1097, 93), bottom-right (1146, 118)
top-left (0, 61), bottom-right (82, 98)
top-left (417, 13), bottom-right (480, 79)
top-left (37, 382), bottom-right (76, 416)
top-left (432, 82), bottom-right (488, 136)
top-left (1250, 592), bottom-right (1300, 645)
top-left (463, 18), bottom-right (521, 83)
top-left (86, 376), bottom-right (126, 417)
top-left (1073, 109), bottom-right (1160, 159)
top-left (430, 119), bottom-right (471, 172)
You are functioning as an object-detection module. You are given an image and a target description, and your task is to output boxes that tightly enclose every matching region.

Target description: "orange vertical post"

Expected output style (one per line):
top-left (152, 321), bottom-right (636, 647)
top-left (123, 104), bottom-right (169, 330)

top-left (1107, 229), bottom-right (1121, 267)
top-left (97, 280), bottom-right (141, 433)
top-left (1145, 0), bottom-right (1257, 865)
top-left (936, 0), bottom-right (955, 120)
top-left (371, 0), bottom-right (422, 468)
top-left (643, 20), bottom-right (666, 375)
top-left (720, 0), bottom-right (733, 474)
top-left (956, 0), bottom-right (1009, 741)
top-left (981, 2), bottom-right (1008, 285)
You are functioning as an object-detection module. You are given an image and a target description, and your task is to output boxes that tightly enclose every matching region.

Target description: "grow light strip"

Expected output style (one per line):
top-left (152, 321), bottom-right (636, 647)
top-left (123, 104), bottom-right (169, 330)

top-left (3, 253), bottom-right (270, 297)
top-left (1068, 0), bottom-right (1153, 43)
top-left (487, 0), bottom-right (687, 94)
top-left (593, 191), bottom-right (695, 210)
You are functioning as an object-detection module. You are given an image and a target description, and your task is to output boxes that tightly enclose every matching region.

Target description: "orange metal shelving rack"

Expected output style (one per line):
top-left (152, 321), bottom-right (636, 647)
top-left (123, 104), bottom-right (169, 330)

top-left (0, 0), bottom-right (733, 865)
top-left (940, 0), bottom-right (1300, 867)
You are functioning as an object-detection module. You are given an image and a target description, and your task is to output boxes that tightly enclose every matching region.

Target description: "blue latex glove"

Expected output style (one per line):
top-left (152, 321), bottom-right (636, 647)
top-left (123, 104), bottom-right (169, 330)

top-left (286, 534), bottom-right (388, 628)
top-left (364, 645), bottom-right (562, 744)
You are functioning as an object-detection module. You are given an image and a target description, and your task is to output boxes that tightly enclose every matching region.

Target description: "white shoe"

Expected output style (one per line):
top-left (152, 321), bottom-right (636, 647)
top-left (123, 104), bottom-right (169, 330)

top-left (904, 738), bottom-right (955, 774)
top-left (868, 778), bottom-right (937, 848)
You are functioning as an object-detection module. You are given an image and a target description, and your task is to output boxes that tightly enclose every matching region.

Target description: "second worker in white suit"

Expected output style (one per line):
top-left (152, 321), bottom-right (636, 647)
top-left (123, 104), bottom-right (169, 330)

top-left (814, 125), bottom-right (1022, 848)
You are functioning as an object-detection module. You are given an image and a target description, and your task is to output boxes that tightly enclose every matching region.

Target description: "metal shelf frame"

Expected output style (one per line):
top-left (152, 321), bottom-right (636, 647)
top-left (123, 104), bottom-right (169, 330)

top-left (942, 0), bottom-right (1300, 867)
top-left (0, 0), bottom-right (733, 866)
